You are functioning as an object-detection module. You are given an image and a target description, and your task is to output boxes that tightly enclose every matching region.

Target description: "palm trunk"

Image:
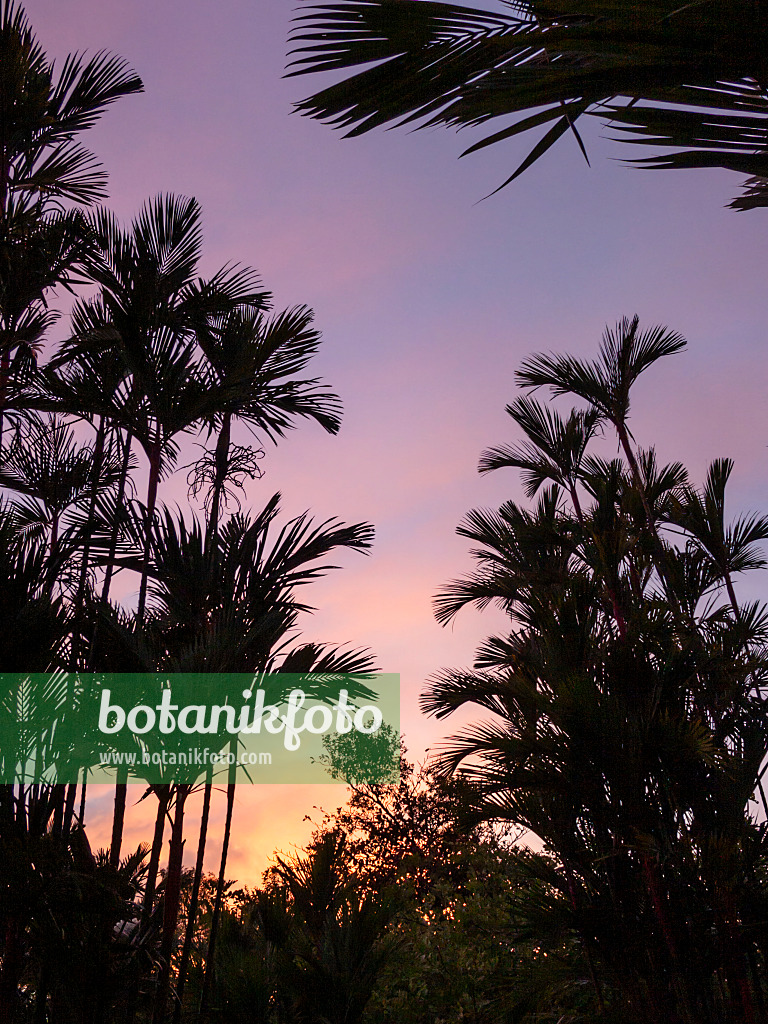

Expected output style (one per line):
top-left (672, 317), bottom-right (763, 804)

top-left (207, 413), bottom-right (231, 550)
top-left (173, 773), bottom-right (213, 1024)
top-left (50, 782), bottom-right (66, 837)
top-left (137, 438), bottom-right (162, 623)
top-left (109, 767), bottom-right (128, 868)
top-left (98, 428), bottom-right (133, 613)
top-left (0, 348), bottom-right (10, 459)
top-left (75, 767), bottom-right (88, 829)
top-left (62, 781), bottom-right (78, 836)
top-left (89, 428), bottom-right (134, 673)
top-left (200, 761), bottom-right (236, 1017)
top-left (142, 784), bottom-right (171, 933)
top-left (71, 415), bottom-right (107, 668)
top-left (0, 150), bottom-right (9, 458)
top-left (641, 855), bottom-right (695, 1023)
top-left (153, 785), bottom-right (190, 1024)
top-left (44, 509), bottom-right (60, 600)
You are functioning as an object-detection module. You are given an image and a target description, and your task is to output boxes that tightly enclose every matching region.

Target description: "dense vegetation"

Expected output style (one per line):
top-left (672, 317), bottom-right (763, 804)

top-left (2, 1), bottom-right (768, 1023)
top-left (0, 3), bottom-right (375, 1021)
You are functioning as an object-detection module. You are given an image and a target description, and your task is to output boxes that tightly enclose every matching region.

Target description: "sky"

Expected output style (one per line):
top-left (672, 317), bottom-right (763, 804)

top-left (19, 0), bottom-right (768, 883)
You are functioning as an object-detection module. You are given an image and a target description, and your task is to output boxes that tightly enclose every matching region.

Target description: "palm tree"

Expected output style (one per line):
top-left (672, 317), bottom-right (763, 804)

top-left (194, 303), bottom-right (342, 545)
top-left (667, 458), bottom-right (768, 619)
top-left (45, 194), bottom-right (269, 902)
top-left (249, 831), bottom-right (402, 1024)
top-left (0, 411), bottom-right (124, 601)
top-left (91, 496), bottom-right (375, 1021)
top-left (516, 316), bottom-right (688, 603)
top-left (0, 0), bottom-right (142, 448)
top-left (287, 0), bottom-right (768, 209)
top-left (0, 0), bottom-right (142, 214)
top-left (479, 396), bottom-right (599, 522)
top-left (64, 194), bottom-right (269, 624)
top-left (423, 330), bottom-right (768, 1023)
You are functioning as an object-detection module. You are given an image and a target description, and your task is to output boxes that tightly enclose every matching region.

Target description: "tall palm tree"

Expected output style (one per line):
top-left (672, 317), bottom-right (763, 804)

top-left (516, 316), bottom-right (688, 603)
top-left (0, 411), bottom-right (124, 599)
top-left (66, 194), bottom-right (269, 622)
top-left (0, 0), bottom-right (142, 448)
top-left (194, 304), bottom-right (342, 545)
top-left (0, 0), bottom-right (142, 214)
top-left (287, 0), bottom-right (768, 209)
top-left (92, 495), bottom-right (376, 1022)
top-left (423, 329), bottom-right (768, 1023)
top-left (47, 195), bottom-right (269, 901)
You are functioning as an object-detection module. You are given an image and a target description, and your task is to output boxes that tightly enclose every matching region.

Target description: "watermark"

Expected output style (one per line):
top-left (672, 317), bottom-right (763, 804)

top-left (0, 673), bottom-right (399, 785)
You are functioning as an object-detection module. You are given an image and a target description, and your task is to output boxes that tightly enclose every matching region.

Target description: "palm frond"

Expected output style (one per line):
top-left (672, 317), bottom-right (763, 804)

top-left (288, 0), bottom-right (768, 206)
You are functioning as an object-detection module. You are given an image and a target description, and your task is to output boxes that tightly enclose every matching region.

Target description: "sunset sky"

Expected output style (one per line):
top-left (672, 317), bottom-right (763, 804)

top-left (22, 0), bottom-right (768, 883)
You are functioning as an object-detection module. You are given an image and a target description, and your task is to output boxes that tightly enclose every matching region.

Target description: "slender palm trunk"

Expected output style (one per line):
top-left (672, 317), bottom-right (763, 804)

top-left (0, 157), bottom-right (9, 457)
top-left (109, 767), bottom-right (128, 868)
top-left (71, 415), bottom-right (107, 668)
top-left (207, 412), bottom-right (231, 550)
top-left (97, 427), bottom-right (134, 616)
top-left (142, 784), bottom-right (171, 933)
top-left (86, 422), bottom-right (134, 889)
top-left (153, 785), bottom-right (190, 1024)
top-left (62, 781), bottom-right (78, 835)
top-left (93, 425), bottom-right (134, 871)
top-left (44, 508), bottom-right (60, 600)
top-left (78, 772), bottom-right (88, 827)
top-left (0, 348), bottom-right (10, 458)
top-left (50, 782), bottom-right (66, 837)
top-left (200, 766), bottom-right (236, 1016)
top-left (173, 774), bottom-right (213, 1024)
top-left (137, 438), bottom-right (162, 623)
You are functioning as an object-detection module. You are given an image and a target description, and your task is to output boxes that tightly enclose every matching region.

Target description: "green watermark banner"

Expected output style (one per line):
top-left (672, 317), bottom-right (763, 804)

top-left (0, 673), bottom-right (400, 785)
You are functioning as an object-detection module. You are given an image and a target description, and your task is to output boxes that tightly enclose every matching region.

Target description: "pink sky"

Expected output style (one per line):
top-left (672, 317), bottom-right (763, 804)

top-left (19, 0), bottom-right (768, 882)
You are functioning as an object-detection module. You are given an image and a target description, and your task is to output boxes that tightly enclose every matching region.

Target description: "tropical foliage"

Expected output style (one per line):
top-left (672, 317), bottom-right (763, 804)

top-left (202, 755), bottom-right (598, 1024)
top-left (3, 1), bottom-right (768, 1023)
top-left (424, 317), bottom-right (768, 1022)
top-left (0, 4), bottom-right (377, 1023)
top-left (288, 0), bottom-right (768, 208)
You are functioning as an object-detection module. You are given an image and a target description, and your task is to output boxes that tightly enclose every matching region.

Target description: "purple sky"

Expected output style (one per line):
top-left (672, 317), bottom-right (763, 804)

top-left (22, 0), bottom-right (768, 881)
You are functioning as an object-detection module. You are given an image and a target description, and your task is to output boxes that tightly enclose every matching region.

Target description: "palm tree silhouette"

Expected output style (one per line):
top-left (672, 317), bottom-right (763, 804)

top-left (72, 195), bottom-right (268, 623)
top-left (90, 496), bottom-right (376, 1021)
top-left (424, 326), bottom-right (768, 1023)
top-left (0, 0), bottom-right (142, 449)
top-left (194, 303), bottom-right (342, 546)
